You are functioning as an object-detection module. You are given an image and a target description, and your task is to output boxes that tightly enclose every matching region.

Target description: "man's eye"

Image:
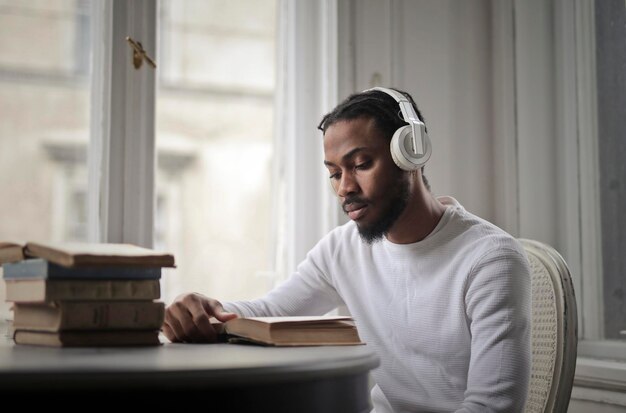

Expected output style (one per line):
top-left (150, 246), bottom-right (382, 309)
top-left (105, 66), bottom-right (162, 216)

top-left (355, 161), bottom-right (371, 170)
top-left (329, 172), bottom-right (341, 180)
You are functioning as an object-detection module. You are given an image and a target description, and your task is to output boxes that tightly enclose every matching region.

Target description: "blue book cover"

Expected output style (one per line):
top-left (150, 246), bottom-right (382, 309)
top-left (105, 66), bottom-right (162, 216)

top-left (2, 259), bottom-right (162, 280)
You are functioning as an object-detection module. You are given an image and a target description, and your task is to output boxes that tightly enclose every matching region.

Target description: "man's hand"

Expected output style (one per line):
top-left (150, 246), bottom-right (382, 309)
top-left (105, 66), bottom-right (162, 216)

top-left (162, 292), bottom-right (238, 343)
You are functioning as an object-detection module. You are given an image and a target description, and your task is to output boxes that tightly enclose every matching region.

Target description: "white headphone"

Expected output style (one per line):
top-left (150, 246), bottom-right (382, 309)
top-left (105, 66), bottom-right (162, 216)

top-left (366, 87), bottom-right (431, 171)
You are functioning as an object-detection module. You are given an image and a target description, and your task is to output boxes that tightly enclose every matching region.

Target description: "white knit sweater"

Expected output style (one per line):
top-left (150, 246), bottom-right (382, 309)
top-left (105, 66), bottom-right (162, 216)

top-left (224, 196), bottom-right (531, 412)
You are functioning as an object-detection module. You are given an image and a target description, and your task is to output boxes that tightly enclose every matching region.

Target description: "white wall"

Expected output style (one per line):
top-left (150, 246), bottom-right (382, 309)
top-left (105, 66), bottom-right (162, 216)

top-left (346, 0), bottom-right (495, 223)
top-left (394, 0), bottom-right (494, 222)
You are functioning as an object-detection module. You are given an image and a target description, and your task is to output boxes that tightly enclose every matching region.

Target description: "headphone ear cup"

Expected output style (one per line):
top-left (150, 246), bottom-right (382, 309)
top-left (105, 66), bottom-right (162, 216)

top-left (390, 125), bottom-right (431, 171)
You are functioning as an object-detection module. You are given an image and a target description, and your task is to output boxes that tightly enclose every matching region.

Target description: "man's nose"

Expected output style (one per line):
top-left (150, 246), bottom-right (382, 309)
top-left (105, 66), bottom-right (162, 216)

top-left (337, 172), bottom-right (358, 197)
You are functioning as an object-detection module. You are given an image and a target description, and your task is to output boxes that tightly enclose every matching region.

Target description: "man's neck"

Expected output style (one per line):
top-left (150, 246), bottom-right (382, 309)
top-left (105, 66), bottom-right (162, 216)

top-left (385, 186), bottom-right (447, 245)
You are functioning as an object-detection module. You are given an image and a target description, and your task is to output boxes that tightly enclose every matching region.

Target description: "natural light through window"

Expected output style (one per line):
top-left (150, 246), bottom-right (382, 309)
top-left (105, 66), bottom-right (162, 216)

top-left (0, 0), bottom-right (92, 319)
top-left (155, 0), bottom-right (279, 304)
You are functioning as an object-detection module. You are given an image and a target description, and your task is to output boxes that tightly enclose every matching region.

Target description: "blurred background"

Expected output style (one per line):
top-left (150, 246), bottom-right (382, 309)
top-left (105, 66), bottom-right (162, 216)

top-left (0, 2), bottom-right (624, 410)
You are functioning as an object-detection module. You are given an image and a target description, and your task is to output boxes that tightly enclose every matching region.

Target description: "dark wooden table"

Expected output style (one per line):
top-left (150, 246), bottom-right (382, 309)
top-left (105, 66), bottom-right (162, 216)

top-left (0, 329), bottom-right (379, 412)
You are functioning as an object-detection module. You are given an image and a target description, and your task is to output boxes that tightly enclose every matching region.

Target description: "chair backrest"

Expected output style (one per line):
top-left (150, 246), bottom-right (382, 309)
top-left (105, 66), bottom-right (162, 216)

top-left (519, 239), bottom-right (578, 413)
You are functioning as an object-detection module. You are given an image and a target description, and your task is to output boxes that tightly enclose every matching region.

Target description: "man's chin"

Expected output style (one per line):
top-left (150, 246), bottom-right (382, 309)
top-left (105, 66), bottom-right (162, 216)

top-left (356, 222), bottom-right (386, 244)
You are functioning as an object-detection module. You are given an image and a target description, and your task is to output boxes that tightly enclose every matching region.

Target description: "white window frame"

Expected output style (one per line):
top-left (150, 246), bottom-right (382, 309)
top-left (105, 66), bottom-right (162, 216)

top-left (274, 0), bottom-right (344, 276)
top-left (88, 0), bottom-right (156, 247)
top-left (570, 0), bottom-right (604, 344)
top-left (569, 0), bottom-right (626, 394)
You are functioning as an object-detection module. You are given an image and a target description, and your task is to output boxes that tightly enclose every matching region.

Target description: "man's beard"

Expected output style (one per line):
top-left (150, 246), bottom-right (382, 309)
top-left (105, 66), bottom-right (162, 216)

top-left (345, 176), bottom-right (410, 244)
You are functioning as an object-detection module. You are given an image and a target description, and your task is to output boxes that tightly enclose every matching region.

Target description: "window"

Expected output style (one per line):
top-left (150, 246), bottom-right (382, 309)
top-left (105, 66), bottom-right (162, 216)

top-left (559, 0), bottom-right (626, 356)
top-left (592, 0), bottom-right (626, 342)
top-left (555, 0), bottom-right (626, 396)
top-left (0, 0), bottom-right (338, 328)
top-left (155, 0), bottom-right (279, 304)
top-left (0, 0), bottom-right (92, 318)
top-left (492, 0), bottom-right (626, 362)
top-left (549, 0), bottom-right (626, 385)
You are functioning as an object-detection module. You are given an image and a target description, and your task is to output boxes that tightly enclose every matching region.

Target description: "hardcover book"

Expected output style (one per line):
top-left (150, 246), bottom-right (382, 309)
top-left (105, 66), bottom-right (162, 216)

top-left (12, 301), bottom-right (165, 331)
top-left (2, 259), bottom-right (162, 280)
top-left (0, 241), bottom-right (175, 268)
top-left (24, 241), bottom-right (176, 268)
top-left (212, 316), bottom-right (364, 346)
top-left (4, 279), bottom-right (161, 302)
top-left (0, 241), bottom-right (26, 265)
top-left (13, 330), bottom-right (161, 347)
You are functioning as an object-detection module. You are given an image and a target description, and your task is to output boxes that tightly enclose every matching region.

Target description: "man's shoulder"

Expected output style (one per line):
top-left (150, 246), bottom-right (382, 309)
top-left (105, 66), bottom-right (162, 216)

top-left (323, 220), bottom-right (360, 244)
top-left (312, 221), bottom-right (362, 254)
top-left (445, 202), bottom-right (525, 259)
top-left (304, 222), bottom-right (369, 273)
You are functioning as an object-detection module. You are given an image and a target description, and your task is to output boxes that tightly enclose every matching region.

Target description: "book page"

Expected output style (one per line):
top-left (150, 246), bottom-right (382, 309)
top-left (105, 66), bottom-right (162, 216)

top-left (242, 316), bottom-right (353, 324)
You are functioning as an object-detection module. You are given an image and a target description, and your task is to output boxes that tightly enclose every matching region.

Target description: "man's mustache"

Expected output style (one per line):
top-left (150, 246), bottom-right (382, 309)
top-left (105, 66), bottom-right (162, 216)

top-left (342, 196), bottom-right (368, 213)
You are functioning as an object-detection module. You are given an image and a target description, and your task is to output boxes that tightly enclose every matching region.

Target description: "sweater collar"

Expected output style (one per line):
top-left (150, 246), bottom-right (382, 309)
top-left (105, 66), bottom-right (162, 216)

top-left (381, 195), bottom-right (461, 249)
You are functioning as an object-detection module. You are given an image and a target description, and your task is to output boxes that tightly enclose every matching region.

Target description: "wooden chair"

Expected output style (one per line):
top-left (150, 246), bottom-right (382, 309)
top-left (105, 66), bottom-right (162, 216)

top-left (519, 239), bottom-right (578, 413)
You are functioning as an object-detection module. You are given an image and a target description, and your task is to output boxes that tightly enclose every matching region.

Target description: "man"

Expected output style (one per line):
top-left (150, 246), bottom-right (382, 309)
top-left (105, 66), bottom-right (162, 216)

top-left (163, 87), bottom-right (531, 412)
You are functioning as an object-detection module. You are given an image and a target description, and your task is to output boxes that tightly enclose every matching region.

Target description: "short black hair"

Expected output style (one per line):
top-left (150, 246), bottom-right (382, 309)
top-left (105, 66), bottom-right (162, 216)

top-left (318, 87), bottom-right (430, 190)
top-left (317, 87), bottom-right (427, 138)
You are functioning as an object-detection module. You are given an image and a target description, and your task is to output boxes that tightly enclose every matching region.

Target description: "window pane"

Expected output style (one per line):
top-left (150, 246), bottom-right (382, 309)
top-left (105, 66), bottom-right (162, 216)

top-left (156, 0), bottom-right (278, 303)
top-left (596, 0), bottom-right (626, 340)
top-left (0, 0), bottom-right (92, 319)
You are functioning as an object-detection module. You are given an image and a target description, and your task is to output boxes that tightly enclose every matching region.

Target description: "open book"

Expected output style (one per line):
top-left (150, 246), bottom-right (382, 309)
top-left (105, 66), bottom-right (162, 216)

top-left (212, 316), bottom-right (363, 346)
top-left (0, 241), bottom-right (175, 268)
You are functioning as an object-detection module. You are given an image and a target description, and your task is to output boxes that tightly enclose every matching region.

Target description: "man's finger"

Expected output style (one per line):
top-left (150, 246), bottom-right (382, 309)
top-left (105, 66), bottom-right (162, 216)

top-left (162, 322), bottom-right (177, 343)
top-left (190, 312), bottom-right (218, 342)
top-left (162, 315), bottom-right (184, 342)
top-left (166, 301), bottom-right (204, 342)
top-left (203, 299), bottom-right (238, 322)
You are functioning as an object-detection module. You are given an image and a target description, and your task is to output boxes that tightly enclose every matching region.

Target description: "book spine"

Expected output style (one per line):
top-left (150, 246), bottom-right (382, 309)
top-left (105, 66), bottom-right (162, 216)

top-left (5, 279), bottom-right (161, 302)
top-left (13, 301), bottom-right (165, 331)
top-left (2, 259), bottom-right (161, 280)
top-left (0, 245), bottom-right (25, 265)
top-left (13, 330), bottom-right (161, 347)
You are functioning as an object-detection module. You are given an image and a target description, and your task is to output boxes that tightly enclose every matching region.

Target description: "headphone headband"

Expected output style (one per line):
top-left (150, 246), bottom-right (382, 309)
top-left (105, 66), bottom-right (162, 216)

top-left (367, 86), bottom-right (408, 103)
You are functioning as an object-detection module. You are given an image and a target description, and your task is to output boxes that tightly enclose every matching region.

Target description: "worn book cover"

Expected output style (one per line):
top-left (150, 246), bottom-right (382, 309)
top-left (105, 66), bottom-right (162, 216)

top-left (0, 241), bottom-right (26, 265)
top-left (23, 241), bottom-right (176, 268)
top-left (2, 259), bottom-right (162, 280)
top-left (13, 329), bottom-right (161, 347)
top-left (213, 316), bottom-right (364, 346)
top-left (4, 279), bottom-right (161, 302)
top-left (12, 301), bottom-right (165, 331)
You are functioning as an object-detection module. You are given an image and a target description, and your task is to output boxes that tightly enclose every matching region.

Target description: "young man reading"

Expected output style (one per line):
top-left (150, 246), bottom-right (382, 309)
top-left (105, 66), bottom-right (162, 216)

top-left (163, 88), bottom-right (531, 412)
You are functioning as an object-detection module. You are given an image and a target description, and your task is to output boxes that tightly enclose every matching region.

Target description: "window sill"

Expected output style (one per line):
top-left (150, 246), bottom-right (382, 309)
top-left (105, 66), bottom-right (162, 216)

top-left (575, 357), bottom-right (626, 394)
top-left (575, 339), bottom-right (626, 395)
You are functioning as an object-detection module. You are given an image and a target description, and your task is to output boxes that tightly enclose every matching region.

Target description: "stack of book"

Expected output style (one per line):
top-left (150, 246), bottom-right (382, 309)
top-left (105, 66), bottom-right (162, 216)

top-left (1, 241), bottom-right (175, 347)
